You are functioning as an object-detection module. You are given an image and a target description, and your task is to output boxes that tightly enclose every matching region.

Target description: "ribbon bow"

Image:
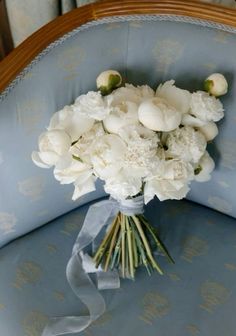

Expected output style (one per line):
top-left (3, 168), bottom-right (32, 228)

top-left (42, 196), bottom-right (144, 336)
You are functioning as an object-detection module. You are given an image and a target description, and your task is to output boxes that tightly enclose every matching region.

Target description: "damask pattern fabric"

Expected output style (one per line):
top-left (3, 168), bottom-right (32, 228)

top-left (5, 0), bottom-right (236, 47)
top-left (6, 0), bottom-right (97, 46)
top-left (0, 198), bottom-right (236, 336)
top-left (1, 18), bottom-right (236, 248)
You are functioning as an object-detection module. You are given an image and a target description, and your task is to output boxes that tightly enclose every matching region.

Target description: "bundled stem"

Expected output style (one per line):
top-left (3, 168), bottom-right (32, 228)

top-left (93, 212), bottom-right (173, 279)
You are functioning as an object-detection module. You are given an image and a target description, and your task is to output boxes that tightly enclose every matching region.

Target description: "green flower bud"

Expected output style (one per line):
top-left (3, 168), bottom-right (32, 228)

top-left (96, 70), bottom-right (122, 95)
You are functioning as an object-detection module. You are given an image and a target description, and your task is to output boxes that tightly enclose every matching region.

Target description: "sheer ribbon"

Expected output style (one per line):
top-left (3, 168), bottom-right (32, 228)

top-left (42, 196), bottom-right (144, 335)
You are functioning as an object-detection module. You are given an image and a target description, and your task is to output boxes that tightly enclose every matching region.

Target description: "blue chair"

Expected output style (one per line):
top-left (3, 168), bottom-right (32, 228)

top-left (0, 1), bottom-right (236, 335)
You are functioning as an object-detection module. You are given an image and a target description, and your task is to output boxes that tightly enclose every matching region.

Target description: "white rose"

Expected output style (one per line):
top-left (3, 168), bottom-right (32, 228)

top-left (32, 129), bottom-right (71, 168)
top-left (96, 70), bottom-right (122, 95)
top-left (156, 80), bottom-right (191, 114)
top-left (204, 73), bottom-right (228, 97)
top-left (74, 91), bottom-right (110, 121)
top-left (104, 170), bottom-right (142, 201)
top-left (48, 105), bottom-right (94, 142)
top-left (144, 159), bottom-right (193, 203)
top-left (190, 91), bottom-right (224, 122)
top-left (90, 134), bottom-right (127, 179)
top-left (138, 97), bottom-right (181, 132)
top-left (110, 84), bottom-right (154, 105)
top-left (194, 151), bottom-right (215, 182)
top-left (166, 126), bottom-right (207, 163)
top-left (103, 101), bottom-right (139, 134)
top-left (198, 122), bottom-right (218, 141)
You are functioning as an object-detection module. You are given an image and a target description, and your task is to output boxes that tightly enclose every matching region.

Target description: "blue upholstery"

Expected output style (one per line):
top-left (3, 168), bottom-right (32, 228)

top-left (1, 14), bottom-right (236, 336)
top-left (1, 18), bottom-right (236, 249)
top-left (0, 198), bottom-right (236, 336)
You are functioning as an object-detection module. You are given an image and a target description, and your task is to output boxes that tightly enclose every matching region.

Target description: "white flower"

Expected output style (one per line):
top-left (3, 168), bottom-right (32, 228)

top-left (89, 134), bottom-right (127, 179)
top-left (110, 84), bottom-right (154, 105)
top-left (194, 151), bottom-right (215, 182)
top-left (103, 101), bottom-right (139, 134)
top-left (74, 91), bottom-right (110, 121)
top-left (118, 125), bottom-right (160, 178)
top-left (181, 113), bottom-right (206, 127)
top-left (48, 105), bottom-right (94, 142)
top-left (53, 155), bottom-right (96, 200)
top-left (144, 159), bottom-right (193, 203)
top-left (70, 123), bottom-right (105, 164)
top-left (204, 73), bottom-right (228, 97)
top-left (32, 129), bottom-right (71, 168)
top-left (104, 170), bottom-right (142, 201)
top-left (96, 70), bottom-right (122, 94)
top-left (54, 154), bottom-right (91, 184)
top-left (156, 80), bottom-right (191, 114)
top-left (198, 122), bottom-right (218, 141)
top-left (166, 126), bottom-right (207, 163)
top-left (138, 97), bottom-right (182, 131)
top-left (190, 91), bottom-right (224, 122)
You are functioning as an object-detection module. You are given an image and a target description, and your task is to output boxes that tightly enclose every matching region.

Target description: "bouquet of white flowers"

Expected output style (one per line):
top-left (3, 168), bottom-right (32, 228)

top-left (32, 70), bottom-right (227, 280)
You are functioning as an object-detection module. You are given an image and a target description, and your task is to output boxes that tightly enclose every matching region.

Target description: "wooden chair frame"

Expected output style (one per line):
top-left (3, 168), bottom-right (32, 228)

top-left (0, 0), bottom-right (236, 93)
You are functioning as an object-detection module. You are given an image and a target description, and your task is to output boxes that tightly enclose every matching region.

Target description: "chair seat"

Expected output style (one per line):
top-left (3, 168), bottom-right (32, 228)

top-left (0, 198), bottom-right (236, 336)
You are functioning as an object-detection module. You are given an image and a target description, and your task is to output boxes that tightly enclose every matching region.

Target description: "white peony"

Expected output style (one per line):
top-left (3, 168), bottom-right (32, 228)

top-left (194, 151), bottom-right (215, 182)
top-left (204, 73), bottom-right (228, 97)
top-left (104, 170), bottom-right (142, 201)
top-left (74, 91), bottom-right (110, 121)
top-left (190, 91), bottom-right (224, 122)
top-left (89, 134), bottom-right (127, 179)
top-left (156, 80), bottom-right (191, 114)
top-left (181, 113), bottom-right (206, 127)
top-left (118, 125), bottom-right (160, 178)
top-left (138, 97), bottom-right (182, 132)
top-left (103, 101), bottom-right (139, 134)
top-left (198, 122), bottom-right (218, 141)
top-left (144, 159), bottom-right (194, 203)
top-left (48, 105), bottom-right (94, 142)
top-left (109, 84), bottom-right (155, 105)
top-left (166, 126), bottom-right (207, 163)
top-left (32, 129), bottom-right (71, 168)
top-left (70, 123), bottom-right (105, 164)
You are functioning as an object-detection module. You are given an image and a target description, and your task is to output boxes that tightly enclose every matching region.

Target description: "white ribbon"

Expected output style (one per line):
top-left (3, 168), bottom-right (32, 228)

top-left (42, 196), bottom-right (144, 336)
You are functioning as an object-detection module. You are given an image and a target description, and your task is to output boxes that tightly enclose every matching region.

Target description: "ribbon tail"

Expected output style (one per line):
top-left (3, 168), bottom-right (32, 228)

top-left (42, 199), bottom-right (119, 336)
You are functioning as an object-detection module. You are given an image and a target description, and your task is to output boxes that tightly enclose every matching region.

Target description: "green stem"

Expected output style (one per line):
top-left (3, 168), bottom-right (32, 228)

top-left (132, 216), bottom-right (163, 275)
top-left (139, 215), bottom-right (174, 264)
top-left (126, 216), bottom-right (134, 279)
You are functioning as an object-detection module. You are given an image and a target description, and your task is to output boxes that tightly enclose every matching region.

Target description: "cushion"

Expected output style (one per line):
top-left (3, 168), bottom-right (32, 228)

top-left (1, 16), bottom-right (236, 249)
top-left (0, 197), bottom-right (236, 336)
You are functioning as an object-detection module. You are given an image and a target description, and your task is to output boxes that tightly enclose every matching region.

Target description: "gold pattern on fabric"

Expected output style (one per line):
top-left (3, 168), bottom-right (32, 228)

top-left (13, 262), bottom-right (42, 289)
top-left (23, 311), bottom-right (49, 336)
top-left (153, 39), bottom-right (183, 75)
top-left (53, 291), bottom-right (65, 301)
top-left (0, 212), bottom-right (17, 234)
top-left (46, 244), bottom-right (58, 254)
top-left (139, 291), bottom-right (170, 325)
top-left (224, 263), bottom-right (236, 271)
top-left (200, 280), bottom-right (231, 313)
top-left (186, 324), bottom-right (200, 335)
top-left (60, 213), bottom-right (83, 236)
top-left (181, 235), bottom-right (209, 263)
top-left (18, 176), bottom-right (44, 201)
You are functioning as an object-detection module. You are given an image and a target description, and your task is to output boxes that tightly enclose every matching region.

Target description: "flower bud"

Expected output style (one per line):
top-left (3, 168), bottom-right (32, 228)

top-left (96, 70), bottom-right (122, 95)
top-left (204, 73), bottom-right (228, 97)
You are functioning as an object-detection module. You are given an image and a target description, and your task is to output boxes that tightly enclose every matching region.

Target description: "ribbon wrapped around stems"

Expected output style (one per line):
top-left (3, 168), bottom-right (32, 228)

top-left (42, 195), bottom-right (145, 336)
